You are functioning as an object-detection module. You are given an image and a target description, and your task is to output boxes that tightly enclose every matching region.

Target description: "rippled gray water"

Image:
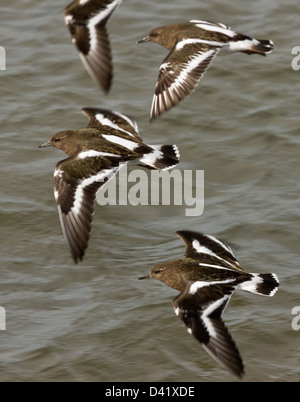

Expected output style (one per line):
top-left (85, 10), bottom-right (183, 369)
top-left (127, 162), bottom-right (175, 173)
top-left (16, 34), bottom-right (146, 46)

top-left (1, 0), bottom-right (299, 382)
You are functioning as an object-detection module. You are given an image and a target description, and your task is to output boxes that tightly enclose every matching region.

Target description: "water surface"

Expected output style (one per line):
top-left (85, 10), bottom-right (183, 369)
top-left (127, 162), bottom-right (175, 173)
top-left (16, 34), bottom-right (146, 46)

top-left (0, 0), bottom-right (299, 382)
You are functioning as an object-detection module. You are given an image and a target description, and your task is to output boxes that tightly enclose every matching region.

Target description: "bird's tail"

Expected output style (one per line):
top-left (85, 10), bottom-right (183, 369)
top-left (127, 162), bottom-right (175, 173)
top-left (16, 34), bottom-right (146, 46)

top-left (239, 273), bottom-right (279, 296)
top-left (138, 144), bottom-right (180, 170)
top-left (229, 36), bottom-right (274, 56)
top-left (250, 38), bottom-right (274, 55)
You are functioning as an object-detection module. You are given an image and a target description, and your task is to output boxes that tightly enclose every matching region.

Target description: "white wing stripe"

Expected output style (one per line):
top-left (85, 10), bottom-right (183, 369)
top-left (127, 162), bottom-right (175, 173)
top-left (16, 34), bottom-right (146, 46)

top-left (205, 234), bottom-right (235, 256)
top-left (189, 279), bottom-right (235, 295)
top-left (189, 19), bottom-right (234, 37)
top-left (175, 38), bottom-right (222, 51)
top-left (95, 113), bottom-right (135, 137)
top-left (202, 294), bottom-right (231, 338)
top-left (112, 111), bottom-right (139, 133)
top-left (78, 150), bottom-right (121, 159)
top-left (72, 167), bottom-right (118, 216)
top-left (192, 239), bottom-right (236, 269)
top-left (198, 262), bottom-right (236, 271)
top-left (194, 23), bottom-right (235, 37)
top-left (102, 134), bottom-right (138, 151)
top-left (88, 0), bottom-right (121, 52)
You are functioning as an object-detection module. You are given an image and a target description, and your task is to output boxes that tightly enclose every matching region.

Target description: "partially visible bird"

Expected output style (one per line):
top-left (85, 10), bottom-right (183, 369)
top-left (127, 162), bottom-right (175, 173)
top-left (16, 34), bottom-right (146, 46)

top-left (64, 0), bottom-right (122, 92)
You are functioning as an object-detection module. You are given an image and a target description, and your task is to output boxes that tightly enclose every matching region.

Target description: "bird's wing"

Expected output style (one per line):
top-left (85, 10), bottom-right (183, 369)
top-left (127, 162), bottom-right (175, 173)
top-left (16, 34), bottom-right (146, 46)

top-left (173, 281), bottom-right (244, 378)
top-left (150, 41), bottom-right (220, 120)
top-left (54, 149), bottom-right (121, 263)
top-left (64, 0), bottom-right (122, 92)
top-left (176, 230), bottom-right (245, 273)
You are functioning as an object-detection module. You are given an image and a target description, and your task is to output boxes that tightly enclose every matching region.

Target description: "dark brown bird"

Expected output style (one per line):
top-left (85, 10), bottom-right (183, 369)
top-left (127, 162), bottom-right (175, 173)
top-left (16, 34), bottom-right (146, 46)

top-left (64, 0), bottom-right (122, 92)
top-left (39, 108), bottom-right (180, 263)
top-left (140, 230), bottom-right (279, 378)
top-left (138, 19), bottom-right (274, 121)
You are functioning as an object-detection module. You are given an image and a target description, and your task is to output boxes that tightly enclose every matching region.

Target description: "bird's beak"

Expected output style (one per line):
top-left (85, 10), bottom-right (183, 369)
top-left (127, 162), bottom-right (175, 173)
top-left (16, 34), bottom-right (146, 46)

top-left (137, 36), bottom-right (150, 44)
top-left (39, 140), bottom-right (52, 148)
top-left (138, 273), bottom-right (150, 280)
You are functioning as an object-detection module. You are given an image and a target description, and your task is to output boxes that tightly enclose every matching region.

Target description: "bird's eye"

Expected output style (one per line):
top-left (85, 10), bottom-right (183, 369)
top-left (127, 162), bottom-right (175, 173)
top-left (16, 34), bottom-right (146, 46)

top-left (154, 269), bottom-right (161, 274)
top-left (54, 138), bottom-right (61, 142)
top-left (151, 32), bottom-right (158, 38)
